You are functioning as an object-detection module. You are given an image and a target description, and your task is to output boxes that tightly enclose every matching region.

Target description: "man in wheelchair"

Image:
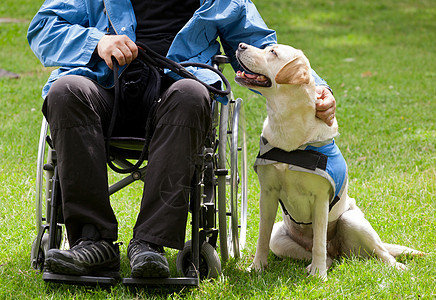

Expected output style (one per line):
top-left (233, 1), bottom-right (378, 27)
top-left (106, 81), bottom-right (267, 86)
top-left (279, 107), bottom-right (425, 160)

top-left (27, 0), bottom-right (336, 280)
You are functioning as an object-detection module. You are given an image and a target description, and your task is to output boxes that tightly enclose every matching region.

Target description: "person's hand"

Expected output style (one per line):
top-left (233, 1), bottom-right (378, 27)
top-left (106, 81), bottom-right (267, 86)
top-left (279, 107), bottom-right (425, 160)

top-left (315, 86), bottom-right (336, 126)
top-left (97, 35), bottom-right (138, 69)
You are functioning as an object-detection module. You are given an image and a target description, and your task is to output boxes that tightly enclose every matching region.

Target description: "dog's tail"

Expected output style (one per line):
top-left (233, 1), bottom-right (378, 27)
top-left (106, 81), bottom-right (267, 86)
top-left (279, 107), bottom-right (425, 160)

top-left (383, 243), bottom-right (426, 257)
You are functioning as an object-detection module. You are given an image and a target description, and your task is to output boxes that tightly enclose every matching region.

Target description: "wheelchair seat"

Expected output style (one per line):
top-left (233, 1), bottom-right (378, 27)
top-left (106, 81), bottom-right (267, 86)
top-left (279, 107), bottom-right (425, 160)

top-left (108, 137), bottom-right (146, 152)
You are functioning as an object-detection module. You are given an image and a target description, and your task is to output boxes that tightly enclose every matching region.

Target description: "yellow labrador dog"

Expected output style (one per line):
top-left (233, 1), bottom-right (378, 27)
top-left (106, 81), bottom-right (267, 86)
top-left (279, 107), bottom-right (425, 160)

top-left (235, 43), bottom-right (424, 280)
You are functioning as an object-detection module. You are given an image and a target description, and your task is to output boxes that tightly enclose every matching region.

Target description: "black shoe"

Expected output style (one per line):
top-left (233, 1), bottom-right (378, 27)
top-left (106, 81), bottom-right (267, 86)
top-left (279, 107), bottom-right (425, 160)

top-left (127, 239), bottom-right (170, 278)
top-left (44, 240), bottom-right (120, 278)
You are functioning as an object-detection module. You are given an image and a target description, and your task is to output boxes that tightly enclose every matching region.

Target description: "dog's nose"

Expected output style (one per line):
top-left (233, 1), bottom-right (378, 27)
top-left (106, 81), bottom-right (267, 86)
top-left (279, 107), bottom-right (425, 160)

top-left (238, 43), bottom-right (248, 51)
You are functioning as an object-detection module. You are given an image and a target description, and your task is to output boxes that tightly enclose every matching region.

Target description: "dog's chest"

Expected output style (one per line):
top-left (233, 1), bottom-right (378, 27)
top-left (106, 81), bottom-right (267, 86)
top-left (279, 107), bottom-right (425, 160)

top-left (258, 164), bottom-right (332, 223)
top-left (255, 137), bottom-right (348, 224)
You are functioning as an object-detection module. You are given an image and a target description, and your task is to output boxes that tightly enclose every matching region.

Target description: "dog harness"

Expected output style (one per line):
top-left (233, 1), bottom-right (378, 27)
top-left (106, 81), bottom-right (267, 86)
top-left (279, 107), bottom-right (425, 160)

top-left (254, 137), bottom-right (348, 225)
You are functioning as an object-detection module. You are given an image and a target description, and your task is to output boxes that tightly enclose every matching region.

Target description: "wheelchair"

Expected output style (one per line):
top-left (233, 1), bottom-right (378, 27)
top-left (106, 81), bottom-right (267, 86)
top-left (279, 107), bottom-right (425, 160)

top-left (30, 55), bottom-right (248, 286)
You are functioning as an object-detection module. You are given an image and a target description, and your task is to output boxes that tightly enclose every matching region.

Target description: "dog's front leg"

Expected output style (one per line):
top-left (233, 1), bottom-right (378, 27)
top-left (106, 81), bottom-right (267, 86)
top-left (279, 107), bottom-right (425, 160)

top-left (252, 186), bottom-right (279, 271)
top-left (307, 195), bottom-right (330, 280)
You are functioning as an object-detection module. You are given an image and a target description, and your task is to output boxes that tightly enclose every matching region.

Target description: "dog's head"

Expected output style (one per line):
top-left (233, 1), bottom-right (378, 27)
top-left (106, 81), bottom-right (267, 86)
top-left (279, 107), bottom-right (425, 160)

top-left (235, 43), bottom-right (312, 92)
top-left (235, 43), bottom-right (338, 148)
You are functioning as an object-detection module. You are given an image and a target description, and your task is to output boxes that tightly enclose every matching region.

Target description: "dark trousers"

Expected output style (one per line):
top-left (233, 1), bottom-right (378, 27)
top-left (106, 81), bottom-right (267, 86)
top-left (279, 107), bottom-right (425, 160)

top-left (43, 74), bottom-right (211, 249)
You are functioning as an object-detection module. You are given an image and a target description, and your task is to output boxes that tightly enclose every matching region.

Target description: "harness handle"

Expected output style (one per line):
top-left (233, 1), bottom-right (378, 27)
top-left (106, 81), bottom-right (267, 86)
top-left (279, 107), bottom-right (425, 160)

top-left (136, 41), bottom-right (231, 96)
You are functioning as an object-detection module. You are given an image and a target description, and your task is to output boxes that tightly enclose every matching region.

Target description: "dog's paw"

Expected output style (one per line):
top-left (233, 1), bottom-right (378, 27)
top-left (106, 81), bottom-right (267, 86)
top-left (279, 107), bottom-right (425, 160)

top-left (413, 250), bottom-right (427, 257)
top-left (247, 263), bottom-right (259, 272)
top-left (306, 263), bottom-right (328, 281)
top-left (250, 258), bottom-right (268, 272)
top-left (394, 261), bottom-right (407, 271)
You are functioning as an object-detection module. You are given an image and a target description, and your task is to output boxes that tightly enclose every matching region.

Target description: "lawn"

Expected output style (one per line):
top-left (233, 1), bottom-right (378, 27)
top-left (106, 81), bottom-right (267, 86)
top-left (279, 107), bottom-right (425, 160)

top-left (0, 0), bottom-right (435, 299)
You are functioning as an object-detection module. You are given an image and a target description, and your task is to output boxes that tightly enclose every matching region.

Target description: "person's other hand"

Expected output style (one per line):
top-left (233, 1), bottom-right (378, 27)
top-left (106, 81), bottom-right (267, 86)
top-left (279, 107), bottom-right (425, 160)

top-left (315, 86), bottom-right (336, 126)
top-left (97, 35), bottom-right (138, 69)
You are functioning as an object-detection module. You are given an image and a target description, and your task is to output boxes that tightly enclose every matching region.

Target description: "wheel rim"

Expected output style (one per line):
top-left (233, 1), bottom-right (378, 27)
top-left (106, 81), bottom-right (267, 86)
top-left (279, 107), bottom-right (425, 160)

top-left (228, 98), bottom-right (248, 258)
top-left (217, 98), bottom-right (248, 261)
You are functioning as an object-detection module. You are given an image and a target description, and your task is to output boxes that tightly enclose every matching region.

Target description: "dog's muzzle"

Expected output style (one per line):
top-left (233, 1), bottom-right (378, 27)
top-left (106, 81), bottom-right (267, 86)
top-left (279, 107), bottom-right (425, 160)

top-left (235, 43), bottom-right (272, 88)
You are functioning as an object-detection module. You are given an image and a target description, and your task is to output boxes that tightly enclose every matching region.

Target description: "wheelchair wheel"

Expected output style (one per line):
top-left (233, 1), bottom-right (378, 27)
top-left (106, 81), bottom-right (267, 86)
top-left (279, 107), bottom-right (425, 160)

top-left (32, 118), bottom-right (65, 270)
top-left (217, 98), bottom-right (248, 261)
top-left (176, 240), bottom-right (221, 279)
top-left (32, 118), bottom-right (50, 270)
top-left (31, 232), bottom-right (49, 271)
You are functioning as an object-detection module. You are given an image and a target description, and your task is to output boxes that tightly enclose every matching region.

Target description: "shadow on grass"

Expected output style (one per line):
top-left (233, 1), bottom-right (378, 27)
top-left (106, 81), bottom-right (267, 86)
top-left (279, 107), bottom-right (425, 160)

top-left (14, 241), bottom-right (430, 299)
top-left (37, 252), bottom-right (197, 298)
top-left (28, 251), bottom-right (313, 298)
top-left (217, 254), bottom-right (325, 297)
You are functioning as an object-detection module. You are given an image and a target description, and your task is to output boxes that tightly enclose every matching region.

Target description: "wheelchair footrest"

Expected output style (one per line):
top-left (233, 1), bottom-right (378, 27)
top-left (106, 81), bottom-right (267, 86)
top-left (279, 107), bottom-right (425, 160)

top-left (43, 272), bottom-right (119, 286)
top-left (122, 277), bottom-right (199, 287)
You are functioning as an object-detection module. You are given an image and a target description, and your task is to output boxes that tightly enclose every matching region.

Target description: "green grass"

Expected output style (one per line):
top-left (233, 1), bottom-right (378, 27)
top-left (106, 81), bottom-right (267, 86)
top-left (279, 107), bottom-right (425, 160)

top-left (1, 0), bottom-right (435, 298)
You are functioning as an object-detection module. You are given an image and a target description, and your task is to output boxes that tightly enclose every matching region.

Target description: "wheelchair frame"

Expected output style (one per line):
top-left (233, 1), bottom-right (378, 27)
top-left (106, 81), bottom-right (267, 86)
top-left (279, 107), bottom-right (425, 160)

top-left (31, 57), bottom-right (248, 286)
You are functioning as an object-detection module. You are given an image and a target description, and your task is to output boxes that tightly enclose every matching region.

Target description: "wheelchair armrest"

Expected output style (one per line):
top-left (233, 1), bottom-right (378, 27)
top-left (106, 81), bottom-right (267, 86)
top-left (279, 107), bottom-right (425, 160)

top-left (212, 55), bottom-right (232, 71)
top-left (212, 55), bottom-right (231, 65)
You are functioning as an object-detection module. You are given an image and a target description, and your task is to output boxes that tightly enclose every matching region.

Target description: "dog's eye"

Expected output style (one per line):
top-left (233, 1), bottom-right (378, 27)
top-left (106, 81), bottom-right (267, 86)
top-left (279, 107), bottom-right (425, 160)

top-left (270, 49), bottom-right (278, 56)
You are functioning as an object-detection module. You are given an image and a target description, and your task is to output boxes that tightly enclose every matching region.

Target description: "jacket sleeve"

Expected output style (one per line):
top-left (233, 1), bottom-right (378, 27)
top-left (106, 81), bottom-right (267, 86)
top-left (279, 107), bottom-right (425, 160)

top-left (217, 0), bottom-right (277, 72)
top-left (27, 0), bottom-right (105, 67)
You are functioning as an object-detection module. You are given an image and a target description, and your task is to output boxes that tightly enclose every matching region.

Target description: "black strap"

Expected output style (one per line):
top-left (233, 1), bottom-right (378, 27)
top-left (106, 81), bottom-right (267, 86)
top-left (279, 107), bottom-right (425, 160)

top-left (257, 148), bottom-right (328, 171)
top-left (136, 42), bottom-right (231, 96)
top-left (329, 195), bottom-right (340, 211)
top-left (106, 42), bottom-right (231, 174)
top-left (279, 196), bottom-right (340, 226)
top-left (279, 199), bottom-right (312, 225)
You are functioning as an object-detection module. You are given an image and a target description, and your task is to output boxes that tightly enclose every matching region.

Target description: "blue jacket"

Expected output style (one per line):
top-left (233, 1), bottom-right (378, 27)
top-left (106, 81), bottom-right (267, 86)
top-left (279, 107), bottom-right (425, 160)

top-left (28, 0), bottom-right (328, 99)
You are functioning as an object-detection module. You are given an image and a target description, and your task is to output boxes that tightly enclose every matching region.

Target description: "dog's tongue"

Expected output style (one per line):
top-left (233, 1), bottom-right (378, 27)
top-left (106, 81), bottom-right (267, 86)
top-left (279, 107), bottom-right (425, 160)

top-left (244, 72), bottom-right (257, 79)
top-left (236, 70), bottom-right (268, 82)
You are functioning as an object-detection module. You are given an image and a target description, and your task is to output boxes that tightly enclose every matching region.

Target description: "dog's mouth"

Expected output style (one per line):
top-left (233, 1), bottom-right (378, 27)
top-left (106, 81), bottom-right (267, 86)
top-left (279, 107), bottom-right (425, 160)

top-left (235, 59), bottom-right (272, 88)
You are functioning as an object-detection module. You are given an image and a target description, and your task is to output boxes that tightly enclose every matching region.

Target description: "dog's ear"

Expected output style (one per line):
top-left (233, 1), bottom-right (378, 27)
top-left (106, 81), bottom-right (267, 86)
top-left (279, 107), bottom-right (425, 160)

top-left (275, 55), bottom-right (310, 85)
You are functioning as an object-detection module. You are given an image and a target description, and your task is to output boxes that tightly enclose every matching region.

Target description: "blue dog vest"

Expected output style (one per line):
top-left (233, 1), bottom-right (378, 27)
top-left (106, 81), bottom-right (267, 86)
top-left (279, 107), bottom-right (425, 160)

top-left (254, 137), bottom-right (348, 216)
